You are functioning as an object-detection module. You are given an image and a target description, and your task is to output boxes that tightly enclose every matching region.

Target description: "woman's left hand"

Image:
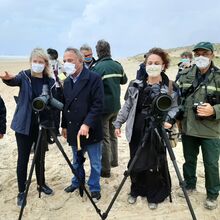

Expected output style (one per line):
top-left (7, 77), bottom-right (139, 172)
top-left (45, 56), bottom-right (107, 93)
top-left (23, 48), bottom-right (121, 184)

top-left (164, 122), bottom-right (172, 129)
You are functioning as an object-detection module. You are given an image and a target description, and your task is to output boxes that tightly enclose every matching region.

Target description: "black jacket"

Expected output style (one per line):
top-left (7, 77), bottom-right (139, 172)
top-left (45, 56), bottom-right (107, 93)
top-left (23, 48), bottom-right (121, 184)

top-left (0, 96), bottom-right (6, 134)
top-left (136, 63), bottom-right (147, 80)
top-left (61, 66), bottom-right (104, 146)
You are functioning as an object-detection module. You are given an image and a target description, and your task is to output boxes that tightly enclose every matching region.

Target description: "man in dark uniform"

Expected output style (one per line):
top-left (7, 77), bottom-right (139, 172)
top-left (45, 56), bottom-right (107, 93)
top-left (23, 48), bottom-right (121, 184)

top-left (177, 42), bottom-right (220, 210)
top-left (92, 39), bottom-right (127, 178)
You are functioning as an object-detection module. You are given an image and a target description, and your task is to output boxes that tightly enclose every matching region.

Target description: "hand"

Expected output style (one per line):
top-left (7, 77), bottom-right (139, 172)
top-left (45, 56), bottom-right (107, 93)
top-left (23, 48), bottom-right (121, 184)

top-left (115, 128), bottom-right (121, 137)
top-left (197, 103), bottom-right (215, 117)
top-left (77, 124), bottom-right (89, 138)
top-left (0, 134), bottom-right (4, 139)
top-left (62, 128), bottom-right (67, 139)
top-left (164, 122), bottom-right (172, 129)
top-left (0, 71), bottom-right (14, 80)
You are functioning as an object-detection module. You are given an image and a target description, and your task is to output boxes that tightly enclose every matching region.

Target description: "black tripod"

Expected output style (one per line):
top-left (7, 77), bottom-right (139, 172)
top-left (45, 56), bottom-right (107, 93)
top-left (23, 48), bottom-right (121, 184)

top-left (101, 118), bottom-right (197, 220)
top-left (18, 122), bottom-right (103, 220)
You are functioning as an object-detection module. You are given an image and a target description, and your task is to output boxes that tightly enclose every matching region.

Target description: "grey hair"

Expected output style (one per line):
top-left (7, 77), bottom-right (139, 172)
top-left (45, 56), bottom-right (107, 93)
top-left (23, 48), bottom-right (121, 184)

top-left (64, 47), bottom-right (84, 61)
top-left (29, 47), bottom-right (50, 77)
top-left (96, 39), bottom-right (111, 59)
top-left (80, 44), bottom-right (92, 51)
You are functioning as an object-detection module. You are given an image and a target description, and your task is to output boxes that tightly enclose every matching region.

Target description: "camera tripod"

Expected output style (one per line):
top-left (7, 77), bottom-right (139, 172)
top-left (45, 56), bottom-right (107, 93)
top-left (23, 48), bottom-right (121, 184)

top-left (101, 117), bottom-right (197, 220)
top-left (18, 122), bottom-right (103, 220)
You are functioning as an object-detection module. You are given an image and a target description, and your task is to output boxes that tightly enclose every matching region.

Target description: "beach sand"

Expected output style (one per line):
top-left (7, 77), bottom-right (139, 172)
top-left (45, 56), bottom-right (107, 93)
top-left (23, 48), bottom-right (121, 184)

top-left (0, 58), bottom-right (219, 220)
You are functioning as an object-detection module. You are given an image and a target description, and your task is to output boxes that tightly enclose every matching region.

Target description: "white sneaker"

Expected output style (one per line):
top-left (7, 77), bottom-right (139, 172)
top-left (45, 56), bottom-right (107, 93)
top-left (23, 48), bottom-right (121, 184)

top-left (148, 203), bottom-right (158, 210)
top-left (127, 195), bottom-right (137, 204)
top-left (204, 198), bottom-right (217, 210)
top-left (177, 188), bottom-right (196, 198)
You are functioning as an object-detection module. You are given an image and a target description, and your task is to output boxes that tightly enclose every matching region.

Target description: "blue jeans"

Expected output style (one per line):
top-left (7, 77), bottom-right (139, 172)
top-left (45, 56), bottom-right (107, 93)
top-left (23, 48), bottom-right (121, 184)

top-left (71, 142), bottom-right (102, 192)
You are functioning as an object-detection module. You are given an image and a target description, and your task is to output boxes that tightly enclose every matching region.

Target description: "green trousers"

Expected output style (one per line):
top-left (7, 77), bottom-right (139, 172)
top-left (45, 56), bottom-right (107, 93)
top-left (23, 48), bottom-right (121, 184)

top-left (182, 135), bottom-right (220, 200)
top-left (101, 112), bottom-right (118, 173)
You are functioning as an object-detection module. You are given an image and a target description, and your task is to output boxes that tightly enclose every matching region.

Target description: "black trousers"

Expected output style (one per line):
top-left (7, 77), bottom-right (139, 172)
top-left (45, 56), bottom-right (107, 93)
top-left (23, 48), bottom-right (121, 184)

top-left (15, 129), bottom-right (47, 192)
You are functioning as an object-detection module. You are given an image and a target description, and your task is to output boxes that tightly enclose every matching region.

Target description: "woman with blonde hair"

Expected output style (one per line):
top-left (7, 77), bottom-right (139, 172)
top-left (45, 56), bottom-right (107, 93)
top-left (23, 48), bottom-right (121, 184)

top-left (0, 48), bottom-right (56, 207)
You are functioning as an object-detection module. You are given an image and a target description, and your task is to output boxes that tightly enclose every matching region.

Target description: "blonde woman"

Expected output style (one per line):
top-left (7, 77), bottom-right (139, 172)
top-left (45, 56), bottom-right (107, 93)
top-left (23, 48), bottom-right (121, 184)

top-left (0, 48), bottom-right (56, 207)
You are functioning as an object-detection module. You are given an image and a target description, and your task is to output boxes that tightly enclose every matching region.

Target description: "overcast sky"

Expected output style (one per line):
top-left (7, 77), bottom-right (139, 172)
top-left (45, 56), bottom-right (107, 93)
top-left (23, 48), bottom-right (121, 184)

top-left (0, 0), bottom-right (220, 58)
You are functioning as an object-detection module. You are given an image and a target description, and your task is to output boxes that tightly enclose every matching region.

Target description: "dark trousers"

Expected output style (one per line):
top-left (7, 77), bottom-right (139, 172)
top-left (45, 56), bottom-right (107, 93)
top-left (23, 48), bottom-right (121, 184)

top-left (182, 135), bottom-right (220, 200)
top-left (15, 130), bottom-right (47, 193)
top-left (101, 112), bottom-right (118, 173)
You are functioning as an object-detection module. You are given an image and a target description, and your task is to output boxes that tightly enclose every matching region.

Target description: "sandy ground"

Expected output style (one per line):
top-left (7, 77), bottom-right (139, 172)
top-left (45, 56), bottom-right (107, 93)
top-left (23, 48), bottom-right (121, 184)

top-left (0, 57), bottom-right (219, 220)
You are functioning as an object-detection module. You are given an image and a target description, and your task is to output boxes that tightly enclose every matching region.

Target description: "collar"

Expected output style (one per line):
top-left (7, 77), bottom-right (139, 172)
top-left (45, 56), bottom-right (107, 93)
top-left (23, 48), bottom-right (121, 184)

top-left (70, 72), bottom-right (81, 83)
top-left (96, 56), bottom-right (112, 62)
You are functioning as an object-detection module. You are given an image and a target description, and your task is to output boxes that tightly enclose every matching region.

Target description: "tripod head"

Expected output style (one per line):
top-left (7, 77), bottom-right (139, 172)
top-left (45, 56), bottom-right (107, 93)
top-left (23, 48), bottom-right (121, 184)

top-left (142, 94), bottom-right (173, 127)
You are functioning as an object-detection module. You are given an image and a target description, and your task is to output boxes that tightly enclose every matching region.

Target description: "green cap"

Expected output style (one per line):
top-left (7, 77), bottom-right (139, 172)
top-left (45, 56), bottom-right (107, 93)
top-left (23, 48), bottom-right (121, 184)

top-left (193, 42), bottom-right (214, 52)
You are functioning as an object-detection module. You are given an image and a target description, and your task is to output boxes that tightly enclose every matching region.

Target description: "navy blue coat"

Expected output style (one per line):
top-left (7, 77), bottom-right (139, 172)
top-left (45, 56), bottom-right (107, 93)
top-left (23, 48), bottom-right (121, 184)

top-left (61, 66), bottom-right (104, 146)
top-left (136, 62), bottom-right (147, 80)
top-left (3, 70), bottom-right (56, 135)
top-left (0, 96), bottom-right (6, 134)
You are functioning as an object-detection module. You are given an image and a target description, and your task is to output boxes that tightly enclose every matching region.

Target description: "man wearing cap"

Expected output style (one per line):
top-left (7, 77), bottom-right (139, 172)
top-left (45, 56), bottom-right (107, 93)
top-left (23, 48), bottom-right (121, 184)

top-left (176, 42), bottom-right (220, 210)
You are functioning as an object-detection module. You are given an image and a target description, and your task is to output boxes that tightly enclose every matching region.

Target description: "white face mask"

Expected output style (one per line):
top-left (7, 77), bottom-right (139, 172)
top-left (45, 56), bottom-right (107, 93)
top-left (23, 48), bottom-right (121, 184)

top-left (31, 63), bottom-right (45, 73)
top-left (194, 56), bottom-right (210, 69)
top-left (63, 62), bottom-right (76, 76)
top-left (146, 64), bottom-right (162, 77)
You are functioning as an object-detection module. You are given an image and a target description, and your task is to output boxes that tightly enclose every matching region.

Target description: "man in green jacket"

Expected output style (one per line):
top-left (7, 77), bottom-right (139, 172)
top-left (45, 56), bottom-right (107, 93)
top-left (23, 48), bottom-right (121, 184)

top-left (177, 42), bottom-right (220, 210)
top-left (92, 39), bottom-right (127, 177)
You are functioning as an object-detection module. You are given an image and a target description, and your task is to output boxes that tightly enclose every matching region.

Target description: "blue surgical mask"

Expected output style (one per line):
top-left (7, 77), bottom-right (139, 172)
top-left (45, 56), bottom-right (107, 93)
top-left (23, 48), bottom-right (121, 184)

top-left (180, 58), bottom-right (190, 63)
top-left (84, 57), bottom-right (93, 62)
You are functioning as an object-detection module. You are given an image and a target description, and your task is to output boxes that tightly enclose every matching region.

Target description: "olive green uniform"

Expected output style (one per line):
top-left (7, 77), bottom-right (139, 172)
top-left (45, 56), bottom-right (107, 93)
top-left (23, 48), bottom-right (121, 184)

top-left (177, 64), bottom-right (220, 200)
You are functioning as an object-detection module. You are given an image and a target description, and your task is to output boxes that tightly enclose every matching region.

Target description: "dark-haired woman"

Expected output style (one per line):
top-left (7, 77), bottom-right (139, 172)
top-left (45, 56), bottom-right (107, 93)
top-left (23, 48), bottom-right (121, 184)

top-left (114, 48), bottom-right (179, 209)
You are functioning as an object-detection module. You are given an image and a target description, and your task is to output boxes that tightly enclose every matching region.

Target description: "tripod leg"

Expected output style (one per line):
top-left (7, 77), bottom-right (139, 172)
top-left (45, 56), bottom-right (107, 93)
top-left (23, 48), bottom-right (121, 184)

top-left (102, 132), bottom-right (149, 220)
top-left (154, 128), bottom-right (172, 203)
top-left (161, 128), bottom-right (197, 220)
top-left (164, 155), bottom-right (172, 203)
top-left (49, 130), bottom-right (103, 219)
top-left (18, 126), bottom-right (44, 220)
top-left (37, 128), bottom-right (47, 198)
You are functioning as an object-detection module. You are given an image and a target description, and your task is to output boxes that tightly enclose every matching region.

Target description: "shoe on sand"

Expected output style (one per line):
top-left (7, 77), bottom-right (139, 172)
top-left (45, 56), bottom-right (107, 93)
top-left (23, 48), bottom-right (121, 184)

top-left (204, 198), bottom-right (217, 210)
top-left (178, 188), bottom-right (196, 198)
top-left (148, 203), bottom-right (158, 210)
top-left (127, 195), bottom-right (137, 204)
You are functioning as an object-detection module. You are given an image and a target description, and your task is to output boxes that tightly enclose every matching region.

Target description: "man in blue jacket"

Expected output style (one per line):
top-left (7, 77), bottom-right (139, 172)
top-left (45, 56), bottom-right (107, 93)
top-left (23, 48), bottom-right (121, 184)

top-left (61, 47), bottom-right (104, 203)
